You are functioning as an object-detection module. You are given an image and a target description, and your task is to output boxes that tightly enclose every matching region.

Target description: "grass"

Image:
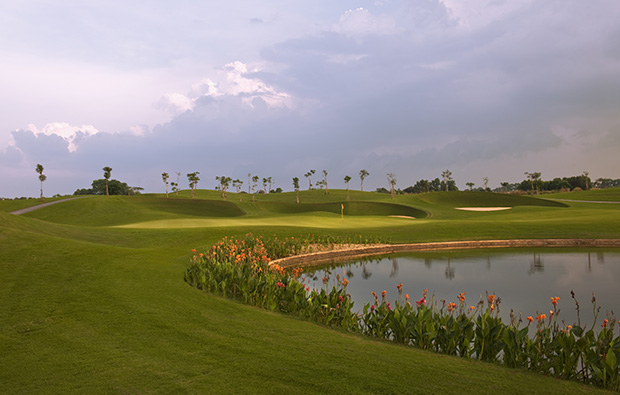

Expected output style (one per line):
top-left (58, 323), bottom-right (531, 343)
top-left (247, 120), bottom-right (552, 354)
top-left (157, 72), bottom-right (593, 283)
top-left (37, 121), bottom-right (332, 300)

top-left (1, 188), bottom-right (620, 393)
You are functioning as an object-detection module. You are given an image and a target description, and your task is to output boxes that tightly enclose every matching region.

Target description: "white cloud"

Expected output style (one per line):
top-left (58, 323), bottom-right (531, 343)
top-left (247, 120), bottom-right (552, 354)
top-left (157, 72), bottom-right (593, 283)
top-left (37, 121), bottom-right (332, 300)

top-left (20, 122), bottom-right (100, 152)
top-left (334, 8), bottom-right (398, 37)
top-left (156, 61), bottom-right (293, 114)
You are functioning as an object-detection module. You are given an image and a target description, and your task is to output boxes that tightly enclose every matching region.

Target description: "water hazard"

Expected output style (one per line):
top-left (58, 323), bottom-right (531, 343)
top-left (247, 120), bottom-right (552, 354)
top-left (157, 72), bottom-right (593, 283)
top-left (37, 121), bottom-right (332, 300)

top-left (300, 249), bottom-right (620, 328)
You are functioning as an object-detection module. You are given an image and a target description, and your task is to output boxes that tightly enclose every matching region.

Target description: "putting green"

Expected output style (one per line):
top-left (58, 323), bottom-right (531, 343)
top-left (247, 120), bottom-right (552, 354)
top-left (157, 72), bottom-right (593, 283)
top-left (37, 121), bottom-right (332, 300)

top-left (114, 214), bottom-right (420, 229)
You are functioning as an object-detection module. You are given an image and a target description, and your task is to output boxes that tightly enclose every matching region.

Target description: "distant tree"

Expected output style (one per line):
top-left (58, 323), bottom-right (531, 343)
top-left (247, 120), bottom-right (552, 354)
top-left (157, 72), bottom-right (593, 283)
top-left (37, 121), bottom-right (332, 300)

top-left (175, 172), bottom-right (181, 195)
top-left (387, 173), bottom-right (397, 199)
top-left (359, 169), bottom-right (369, 191)
top-left (430, 178), bottom-right (441, 192)
top-left (500, 182), bottom-right (509, 192)
top-left (187, 172), bottom-right (200, 199)
top-left (162, 172), bottom-right (169, 198)
top-left (103, 166), bottom-right (112, 196)
top-left (583, 171), bottom-right (590, 190)
top-left (129, 186), bottom-right (144, 195)
top-left (322, 170), bottom-right (328, 195)
top-left (216, 176), bottom-right (232, 199)
top-left (171, 181), bottom-right (178, 195)
top-left (76, 179), bottom-right (131, 195)
top-left (304, 170), bottom-right (315, 190)
top-left (344, 175), bottom-right (352, 201)
top-left (233, 179), bottom-right (243, 201)
top-left (247, 173), bottom-right (252, 194)
top-left (466, 182), bottom-right (475, 191)
top-left (292, 177), bottom-right (300, 204)
top-left (35, 164), bottom-right (46, 200)
top-left (251, 175), bottom-right (259, 202)
top-left (441, 170), bottom-right (453, 192)
top-left (266, 177), bottom-right (273, 193)
top-left (262, 177), bottom-right (268, 194)
top-left (315, 179), bottom-right (326, 189)
top-left (482, 177), bottom-right (489, 192)
top-left (524, 172), bottom-right (542, 194)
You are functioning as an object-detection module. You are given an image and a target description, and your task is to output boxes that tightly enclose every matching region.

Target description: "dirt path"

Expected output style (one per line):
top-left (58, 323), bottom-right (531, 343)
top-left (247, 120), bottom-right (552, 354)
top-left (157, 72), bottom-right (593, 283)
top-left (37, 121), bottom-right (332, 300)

top-left (9, 197), bottom-right (85, 215)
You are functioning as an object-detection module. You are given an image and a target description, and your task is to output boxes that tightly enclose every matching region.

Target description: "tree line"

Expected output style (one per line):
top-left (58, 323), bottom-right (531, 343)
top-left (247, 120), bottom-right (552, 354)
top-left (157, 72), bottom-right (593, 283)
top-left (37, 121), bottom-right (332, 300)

top-left (23, 163), bottom-right (620, 200)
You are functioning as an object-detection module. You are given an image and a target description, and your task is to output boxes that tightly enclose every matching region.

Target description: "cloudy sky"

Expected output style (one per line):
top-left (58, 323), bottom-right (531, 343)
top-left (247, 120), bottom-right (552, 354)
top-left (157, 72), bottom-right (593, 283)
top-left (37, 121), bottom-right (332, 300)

top-left (2, 1), bottom-right (619, 198)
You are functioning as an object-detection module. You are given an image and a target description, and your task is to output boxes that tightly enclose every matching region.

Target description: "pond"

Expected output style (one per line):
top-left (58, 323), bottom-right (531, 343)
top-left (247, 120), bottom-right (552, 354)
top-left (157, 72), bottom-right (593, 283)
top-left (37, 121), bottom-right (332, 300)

top-left (300, 249), bottom-right (620, 328)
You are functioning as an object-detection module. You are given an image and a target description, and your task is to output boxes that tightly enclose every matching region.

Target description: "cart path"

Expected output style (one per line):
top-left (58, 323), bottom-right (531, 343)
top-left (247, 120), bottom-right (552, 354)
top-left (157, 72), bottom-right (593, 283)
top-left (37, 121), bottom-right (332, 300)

top-left (9, 197), bottom-right (85, 215)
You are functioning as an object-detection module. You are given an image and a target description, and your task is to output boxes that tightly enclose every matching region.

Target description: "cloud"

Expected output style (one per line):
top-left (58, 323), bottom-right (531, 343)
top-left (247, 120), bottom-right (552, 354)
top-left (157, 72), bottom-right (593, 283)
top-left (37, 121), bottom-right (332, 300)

top-left (334, 8), bottom-right (398, 37)
top-left (155, 61), bottom-right (293, 116)
top-left (18, 122), bottom-right (100, 153)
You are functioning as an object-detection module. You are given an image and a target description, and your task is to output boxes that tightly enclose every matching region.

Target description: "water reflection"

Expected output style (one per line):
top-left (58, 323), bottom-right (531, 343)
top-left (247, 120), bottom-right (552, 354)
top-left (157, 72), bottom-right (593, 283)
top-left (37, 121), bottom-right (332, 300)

top-left (300, 250), bottom-right (620, 328)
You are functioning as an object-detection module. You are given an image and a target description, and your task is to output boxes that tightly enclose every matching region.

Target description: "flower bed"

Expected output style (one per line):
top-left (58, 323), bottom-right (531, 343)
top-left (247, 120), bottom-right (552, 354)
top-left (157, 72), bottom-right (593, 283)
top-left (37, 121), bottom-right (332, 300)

top-left (185, 234), bottom-right (620, 391)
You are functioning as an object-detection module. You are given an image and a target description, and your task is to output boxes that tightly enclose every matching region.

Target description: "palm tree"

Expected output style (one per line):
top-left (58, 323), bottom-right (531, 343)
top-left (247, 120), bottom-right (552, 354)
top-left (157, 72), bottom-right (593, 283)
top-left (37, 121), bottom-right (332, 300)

top-left (292, 177), bottom-right (300, 204)
top-left (35, 164), bottom-right (46, 200)
top-left (187, 172), bottom-right (200, 199)
top-left (359, 169), bottom-right (369, 191)
top-left (441, 169), bottom-right (453, 192)
top-left (233, 179), bottom-right (243, 201)
top-left (251, 175), bottom-right (259, 202)
top-left (322, 170), bottom-right (328, 195)
top-left (304, 170), bottom-right (315, 190)
top-left (387, 173), bottom-right (396, 199)
top-left (466, 182), bottom-right (475, 191)
top-left (162, 172), bottom-right (170, 198)
top-left (103, 167), bottom-right (112, 196)
top-left (482, 177), bottom-right (489, 192)
top-left (344, 175), bottom-right (352, 201)
top-left (216, 176), bottom-right (232, 199)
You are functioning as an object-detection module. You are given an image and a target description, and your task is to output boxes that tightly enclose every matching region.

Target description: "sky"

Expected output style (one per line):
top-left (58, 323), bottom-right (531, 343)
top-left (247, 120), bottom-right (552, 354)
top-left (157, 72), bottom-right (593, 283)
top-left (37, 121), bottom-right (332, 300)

top-left (1, 0), bottom-right (620, 198)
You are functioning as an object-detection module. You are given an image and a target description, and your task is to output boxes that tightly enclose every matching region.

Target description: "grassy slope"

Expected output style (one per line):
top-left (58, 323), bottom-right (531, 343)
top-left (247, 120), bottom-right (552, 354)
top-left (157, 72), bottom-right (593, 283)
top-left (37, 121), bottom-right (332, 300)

top-left (2, 189), bottom-right (620, 393)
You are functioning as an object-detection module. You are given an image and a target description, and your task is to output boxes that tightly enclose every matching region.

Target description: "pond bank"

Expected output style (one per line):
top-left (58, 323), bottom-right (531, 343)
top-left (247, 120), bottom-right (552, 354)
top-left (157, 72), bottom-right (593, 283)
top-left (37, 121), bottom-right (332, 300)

top-left (270, 239), bottom-right (620, 268)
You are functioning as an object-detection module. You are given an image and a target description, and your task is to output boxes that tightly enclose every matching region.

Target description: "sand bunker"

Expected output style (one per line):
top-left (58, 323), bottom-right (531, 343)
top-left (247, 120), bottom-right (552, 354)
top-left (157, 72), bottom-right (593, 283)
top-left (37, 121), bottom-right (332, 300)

top-left (455, 207), bottom-right (512, 211)
top-left (389, 215), bottom-right (416, 219)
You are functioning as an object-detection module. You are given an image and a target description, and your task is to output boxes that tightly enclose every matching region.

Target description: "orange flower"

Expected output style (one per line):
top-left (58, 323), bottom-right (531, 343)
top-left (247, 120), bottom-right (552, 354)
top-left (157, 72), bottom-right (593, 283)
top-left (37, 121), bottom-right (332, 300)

top-left (527, 316), bottom-right (534, 323)
top-left (342, 278), bottom-right (349, 287)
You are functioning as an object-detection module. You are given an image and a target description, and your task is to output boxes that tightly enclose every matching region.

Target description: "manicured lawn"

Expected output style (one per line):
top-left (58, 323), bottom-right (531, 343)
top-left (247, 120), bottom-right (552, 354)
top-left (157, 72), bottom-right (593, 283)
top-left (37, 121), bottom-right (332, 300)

top-left (1, 189), bottom-right (619, 393)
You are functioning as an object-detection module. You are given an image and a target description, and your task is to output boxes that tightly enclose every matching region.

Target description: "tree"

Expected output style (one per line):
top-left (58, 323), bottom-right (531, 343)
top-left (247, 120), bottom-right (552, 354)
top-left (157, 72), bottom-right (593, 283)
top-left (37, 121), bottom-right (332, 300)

top-left (583, 171), bottom-right (590, 190)
top-left (322, 170), bottom-right (328, 195)
top-left (441, 169), bottom-right (452, 192)
top-left (344, 175), bottom-right (352, 201)
top-left (266, 177), bottom-right (273, 193)
top-left (304, 170), bottom-right (315, 190)
top-left (466, 182), bottom-right (475, 191)
top-left (187, 172), bottom-right (200, 199)
top-left (233, 179), bottom-right (243, 201)
top-left (292, 177), bottom-right (300, 204)
top-left (247, 173), bottom-right (252, 194)
top-left (483, 177), bottom-right (489, 192)
top-left (359, 169), bottom-right (369, 191)
top-left (524, 172), bottom-right (541, 194)
top-left (171, 181), bottom-right (178, 195)
top-left (103, 166), bottom-right (112, 196)
top-left (500, 182), bottom-right (509, 192)
top-left (251, 175), bottom-right (259, 202)
top-left (35, 164), bottom-right (46, 200)
top-left (162, 172), bottom-right (170, 198)
top-left (216, 176), bottom-right (232, 199)
top-left (175, 172), bottom-right (181, 195)
top-left (387, 173), bottom-right (397, 199)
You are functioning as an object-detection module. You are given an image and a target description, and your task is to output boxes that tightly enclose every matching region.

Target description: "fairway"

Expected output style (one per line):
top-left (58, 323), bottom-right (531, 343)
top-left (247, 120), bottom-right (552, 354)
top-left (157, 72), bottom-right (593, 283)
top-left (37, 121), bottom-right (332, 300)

top-left (1, 189), bottom-right (619, 394)
top-left (115, 214), bottom-right (421, 229)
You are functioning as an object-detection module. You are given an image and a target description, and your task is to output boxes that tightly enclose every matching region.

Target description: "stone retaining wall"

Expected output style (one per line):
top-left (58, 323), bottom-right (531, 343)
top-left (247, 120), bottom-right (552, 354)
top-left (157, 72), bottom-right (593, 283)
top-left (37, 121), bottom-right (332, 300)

top-left (270, 239), bottom-right (620, 268)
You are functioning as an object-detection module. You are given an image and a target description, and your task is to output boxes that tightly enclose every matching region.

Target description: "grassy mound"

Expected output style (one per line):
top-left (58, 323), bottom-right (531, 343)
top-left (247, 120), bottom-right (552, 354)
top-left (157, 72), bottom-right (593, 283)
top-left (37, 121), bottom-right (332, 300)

top-left (420, 191), bottom-right (568, 208)
top-left (258, 201), bottom-right (427, 218)
top-left (546, 187), bottom-right (620, 202)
